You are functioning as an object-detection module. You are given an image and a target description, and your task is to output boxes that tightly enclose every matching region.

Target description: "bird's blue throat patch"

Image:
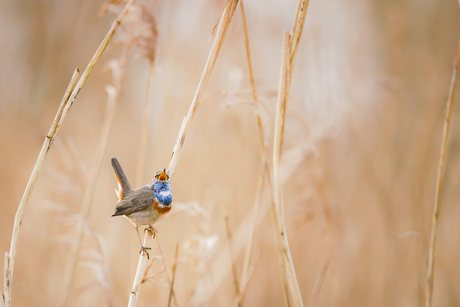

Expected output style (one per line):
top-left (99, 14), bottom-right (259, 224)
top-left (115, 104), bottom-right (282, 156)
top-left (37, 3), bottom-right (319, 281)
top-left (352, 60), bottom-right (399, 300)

top-left (153, 180), bottom-right (172, 206)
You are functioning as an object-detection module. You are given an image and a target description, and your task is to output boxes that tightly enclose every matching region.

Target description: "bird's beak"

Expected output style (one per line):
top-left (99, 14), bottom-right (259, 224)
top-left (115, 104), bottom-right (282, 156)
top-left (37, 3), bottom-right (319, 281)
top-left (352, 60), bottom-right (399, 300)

top-left (158, 169), bottom-right (168, 182)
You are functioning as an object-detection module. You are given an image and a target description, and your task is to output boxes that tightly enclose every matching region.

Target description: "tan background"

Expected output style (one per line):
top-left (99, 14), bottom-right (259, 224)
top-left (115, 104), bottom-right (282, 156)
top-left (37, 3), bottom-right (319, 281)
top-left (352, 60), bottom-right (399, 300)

top-left (1, 0), bottom-right (460, 306)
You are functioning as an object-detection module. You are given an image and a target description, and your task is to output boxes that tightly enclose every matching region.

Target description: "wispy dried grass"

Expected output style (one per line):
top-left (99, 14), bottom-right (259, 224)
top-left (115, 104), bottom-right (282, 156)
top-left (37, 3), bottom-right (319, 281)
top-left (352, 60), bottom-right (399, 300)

top-left (4, 0), bottom-right (458, 306)
top-left (425, 37), bottom-right (460, 307)
top-left (57, 46), bottom-right (132, 306)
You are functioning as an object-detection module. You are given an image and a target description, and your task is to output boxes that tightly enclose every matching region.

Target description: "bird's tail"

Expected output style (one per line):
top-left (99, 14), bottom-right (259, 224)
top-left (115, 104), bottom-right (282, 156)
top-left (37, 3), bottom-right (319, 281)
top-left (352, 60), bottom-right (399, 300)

top-left (111, 158), bottom-right (132, 199)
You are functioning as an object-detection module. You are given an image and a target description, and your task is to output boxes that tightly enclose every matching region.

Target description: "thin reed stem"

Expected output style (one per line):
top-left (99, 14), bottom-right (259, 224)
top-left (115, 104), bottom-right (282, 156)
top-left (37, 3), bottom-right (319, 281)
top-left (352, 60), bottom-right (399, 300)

top-left (237, 2), bottom-right (310, 306)
top-left (167, 243), bottom-right (180, 307)
top-left (236, 2), bottom-right (273, 304)
top-left (156, 238), bottom-right (177, 304)
top-left (58, 45), bottom-right (132, 307)
top-left (3, 68), bottom-right (80, 307)
top-left (273, 32), bottom-right (304, 307)
top-left (308, 181), bottom-right (332, 307)
top-left (225, 216), bottom-right (242, 306)
top-left (137, 61), bottom-right (155, 186)
top-left (425, 37), bottom-right (460, 307)
top-left (239, 0), bottom-right (257, 105)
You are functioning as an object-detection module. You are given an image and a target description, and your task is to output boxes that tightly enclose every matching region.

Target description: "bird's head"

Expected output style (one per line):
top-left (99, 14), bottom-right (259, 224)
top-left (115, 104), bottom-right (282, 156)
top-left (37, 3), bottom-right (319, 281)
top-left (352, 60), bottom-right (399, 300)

top-left (155, 169), bottom-right (169, 182)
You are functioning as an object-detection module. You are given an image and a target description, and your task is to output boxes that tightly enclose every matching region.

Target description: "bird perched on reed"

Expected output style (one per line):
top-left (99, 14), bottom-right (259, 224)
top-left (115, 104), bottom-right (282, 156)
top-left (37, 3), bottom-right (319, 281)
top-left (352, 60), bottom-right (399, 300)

top-left (111, 158), bottom-right (172, 258)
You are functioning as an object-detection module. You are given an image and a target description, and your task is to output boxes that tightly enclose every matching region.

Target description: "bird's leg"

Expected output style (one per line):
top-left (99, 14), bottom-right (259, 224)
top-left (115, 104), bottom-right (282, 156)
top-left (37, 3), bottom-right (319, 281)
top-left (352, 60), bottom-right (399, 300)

top-left (145, 225), bottom-right (158, 239)
top-left (135, 226), bottom-right (151, 259)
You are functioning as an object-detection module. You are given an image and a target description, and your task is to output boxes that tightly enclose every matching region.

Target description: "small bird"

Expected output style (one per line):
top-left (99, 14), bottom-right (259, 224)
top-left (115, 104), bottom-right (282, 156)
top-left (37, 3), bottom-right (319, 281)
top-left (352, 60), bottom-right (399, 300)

top-left (111, 158), bottom-right (172, 258)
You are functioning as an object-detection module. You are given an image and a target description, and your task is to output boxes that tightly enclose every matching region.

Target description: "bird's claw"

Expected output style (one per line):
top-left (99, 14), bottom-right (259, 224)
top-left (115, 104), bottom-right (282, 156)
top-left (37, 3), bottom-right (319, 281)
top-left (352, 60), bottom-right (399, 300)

top-left (139, 245), bottom-right (151, 259)
top-left (145, 226), bottom-right (158, 239)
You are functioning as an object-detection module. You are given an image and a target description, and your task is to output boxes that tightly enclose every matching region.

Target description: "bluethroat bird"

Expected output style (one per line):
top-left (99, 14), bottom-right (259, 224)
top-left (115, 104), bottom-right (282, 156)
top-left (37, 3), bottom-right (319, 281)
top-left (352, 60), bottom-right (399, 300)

top-left (111, 158), bottom-right (172, 258)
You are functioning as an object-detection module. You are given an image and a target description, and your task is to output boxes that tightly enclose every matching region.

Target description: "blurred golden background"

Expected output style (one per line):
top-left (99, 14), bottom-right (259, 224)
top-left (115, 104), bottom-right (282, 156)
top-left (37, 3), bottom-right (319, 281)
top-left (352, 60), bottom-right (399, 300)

top-left (1, 0), bottom-right (460, 306)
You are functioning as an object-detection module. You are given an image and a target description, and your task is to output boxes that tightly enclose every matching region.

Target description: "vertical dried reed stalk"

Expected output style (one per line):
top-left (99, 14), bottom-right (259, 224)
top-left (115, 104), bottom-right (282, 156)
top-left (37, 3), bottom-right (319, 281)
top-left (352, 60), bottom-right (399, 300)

top-left (271, 2), bottom-right (309, 305)
top-left (236, 2), bottom-right (279, 304)
top-left (126, 1), bottom-right (239, 306)
top-left (58, 45), bottom-right (132, 307)
top-left (128, 228), bottom-right (155, 307)
top-left (273, 32), bottom-right (304, 307)
top-left (167, 243), bottom-right (180, 307)
top-left (237, 1), bottom-right (310, 306)
top-left (425, 37), bottom-right (460, 307)
top-left (2, 68), bottom-right (80, 307)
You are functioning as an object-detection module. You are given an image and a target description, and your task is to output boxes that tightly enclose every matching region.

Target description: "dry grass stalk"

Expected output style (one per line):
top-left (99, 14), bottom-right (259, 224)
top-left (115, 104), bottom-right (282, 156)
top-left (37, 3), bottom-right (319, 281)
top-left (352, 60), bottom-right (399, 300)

top-left (308, 180), bottom-right (332, 307)
top-left (167, 243), bottom-right (180, 307)
top-left (425, 37), bottom-right (460, 307)
top-left (236, 2), bottom-right (273, 303)
top-left (238, 1), bottom-right (310, 305)
top-left (290, 0), bottom-right (309, 66)
top-left (57, 45), bottom-right (132, 307)
top-left (153, 238), bottom-right (178, 304)
top-left (167, 0), bottom-right (239, 177)
top-left (271, 2), bottom-right (310, 306)
top-left (3, 1), bottom-right (136, 304)
top-left (127, 1), bottom-right (239, 305)
top-left (225, 216), bottom-right (242, 307)
top-left (273, 32), bottom-right (303, 307)
top-left (2, 68), bottom-right (80, 307)
top-left (128, 228), bottom-right (155, 307)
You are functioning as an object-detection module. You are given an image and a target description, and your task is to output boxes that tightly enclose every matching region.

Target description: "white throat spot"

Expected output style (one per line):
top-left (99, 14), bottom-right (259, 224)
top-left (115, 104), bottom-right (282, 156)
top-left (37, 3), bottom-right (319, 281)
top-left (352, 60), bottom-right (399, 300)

top-left (159, 190), bottom-right (171, 197)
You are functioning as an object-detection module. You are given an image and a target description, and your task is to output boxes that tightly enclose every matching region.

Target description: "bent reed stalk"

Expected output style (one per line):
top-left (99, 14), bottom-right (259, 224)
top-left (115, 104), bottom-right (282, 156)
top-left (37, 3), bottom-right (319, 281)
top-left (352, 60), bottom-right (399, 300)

top-left (2, 1), bottom-right (136, 305)
top-left (3, 68), bottom-right (79, 307)
top-left (126, 1), bottom-right (239, 306)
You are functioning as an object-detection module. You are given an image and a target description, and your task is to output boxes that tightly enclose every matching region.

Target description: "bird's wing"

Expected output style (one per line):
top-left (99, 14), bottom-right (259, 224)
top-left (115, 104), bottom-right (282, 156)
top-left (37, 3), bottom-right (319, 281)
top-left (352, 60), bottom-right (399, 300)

top-left (111, 158), bottom-right (132, 199)
top-left (112, 187), bottom-right (155, 216)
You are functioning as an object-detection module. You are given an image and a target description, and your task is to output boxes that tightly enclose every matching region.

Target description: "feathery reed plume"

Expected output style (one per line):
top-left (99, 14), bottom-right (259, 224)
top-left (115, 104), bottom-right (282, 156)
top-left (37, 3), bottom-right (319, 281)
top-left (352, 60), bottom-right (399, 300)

top-left (2, 68), bottom-right (80, 307)
top-left (167, 243), bottom-right (180, 307)
top-left (425, 37), bottom-right (460, 307)
top-left (57, 45), bottom-right (132, 307)
top-left (126, 1), bottom-right (239, 305)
